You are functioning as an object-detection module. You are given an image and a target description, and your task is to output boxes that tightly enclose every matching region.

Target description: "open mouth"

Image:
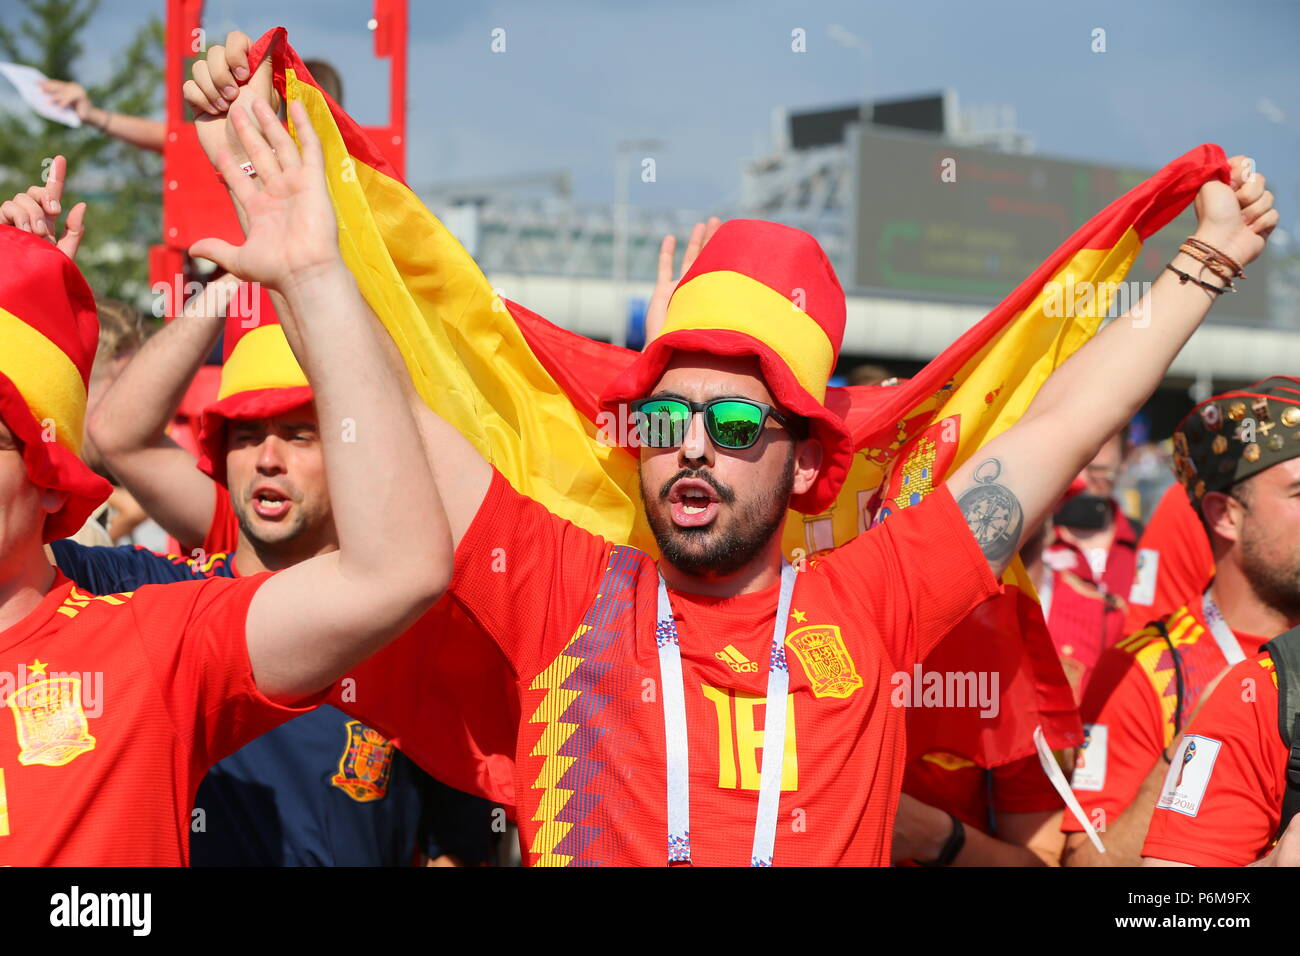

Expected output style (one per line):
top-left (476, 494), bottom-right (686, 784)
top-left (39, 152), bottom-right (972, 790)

top-left (250, 486), bottom-right (293, 521)
top-left (668, 478), bottom-right (721, 528)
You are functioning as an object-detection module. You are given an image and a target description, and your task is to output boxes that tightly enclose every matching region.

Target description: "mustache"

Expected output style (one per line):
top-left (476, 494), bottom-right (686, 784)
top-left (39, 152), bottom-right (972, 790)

top-left (658, 469), bottom-right (736, 504)
top-left (243, 483), bottom-right (301, 504)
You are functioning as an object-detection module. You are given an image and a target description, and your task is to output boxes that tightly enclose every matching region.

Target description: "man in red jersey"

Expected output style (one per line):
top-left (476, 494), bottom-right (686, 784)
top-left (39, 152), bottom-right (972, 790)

top-left (0, 100), bottom-right (451, 865)
top-left (1061, 378), bottom-right (1300, 865)
top-left (190, 31), bottom-right (1277, 866)
top-left (1136, 380), bottom-right (1300, 867)
top-left (1139, 652), bottom-right (1291, 865)
top-left (421, 167), bottom-right (1271, 866)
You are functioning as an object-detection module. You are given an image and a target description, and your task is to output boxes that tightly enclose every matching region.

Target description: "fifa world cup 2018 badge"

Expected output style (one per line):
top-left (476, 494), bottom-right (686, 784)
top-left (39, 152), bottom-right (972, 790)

top-left (331, 720), bottom-right (395, 802)
top-left (7, 668), bottom-right (96, 767)
top-left (785, 625), bottom-right (863, 699)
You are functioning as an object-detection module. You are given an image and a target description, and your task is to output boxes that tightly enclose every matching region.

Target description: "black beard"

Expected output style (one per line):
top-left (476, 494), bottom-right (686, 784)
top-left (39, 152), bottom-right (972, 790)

top-left (642, 449), bottom-right (795, 579)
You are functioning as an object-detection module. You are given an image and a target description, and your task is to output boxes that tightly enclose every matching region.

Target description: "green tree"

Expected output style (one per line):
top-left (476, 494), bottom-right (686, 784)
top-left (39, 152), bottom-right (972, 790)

top-left (0, 0), bottom-right (163, 305)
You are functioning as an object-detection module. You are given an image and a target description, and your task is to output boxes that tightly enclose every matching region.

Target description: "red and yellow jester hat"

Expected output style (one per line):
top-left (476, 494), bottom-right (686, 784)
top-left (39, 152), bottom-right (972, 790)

top-left (0, 228), bottom-right (111, 541)
top-left (196, 284), bottom-right (314, 485)
top-left (600, 219), bottom-right (854, 514)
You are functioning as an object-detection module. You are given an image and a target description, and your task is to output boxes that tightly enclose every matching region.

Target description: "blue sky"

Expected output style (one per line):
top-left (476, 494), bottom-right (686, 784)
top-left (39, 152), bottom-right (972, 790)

top-left (4, 0), bottom-right (1298, 228)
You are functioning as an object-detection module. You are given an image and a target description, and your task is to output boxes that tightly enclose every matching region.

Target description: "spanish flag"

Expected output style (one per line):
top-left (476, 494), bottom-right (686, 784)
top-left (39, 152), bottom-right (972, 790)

top-left (245, 29), bottom-right (1230, 786)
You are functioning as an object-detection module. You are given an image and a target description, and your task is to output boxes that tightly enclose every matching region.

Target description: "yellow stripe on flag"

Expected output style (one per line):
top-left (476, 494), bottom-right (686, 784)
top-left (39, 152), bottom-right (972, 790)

top-left (779, 231), bottom-right (1141, 569)
top-left (284, 66), bottom-right (1143, 577)
top-left (286, 71), bottom-right (654, 550)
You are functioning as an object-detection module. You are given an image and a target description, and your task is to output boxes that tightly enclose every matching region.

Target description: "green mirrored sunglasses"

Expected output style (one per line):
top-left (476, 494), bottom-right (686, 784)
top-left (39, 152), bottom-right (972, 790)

top-left (629, 397), bottom-right (796, 450)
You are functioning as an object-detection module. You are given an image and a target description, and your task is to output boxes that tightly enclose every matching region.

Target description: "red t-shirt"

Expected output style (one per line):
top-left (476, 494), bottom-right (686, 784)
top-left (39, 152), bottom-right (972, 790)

top-left (449, 467), bottom-right (1002, 866)
top-left (0, 571), bottom-right (315, 865)
top-left (903, 749), bottom-right (1060, 830)
top-left (1122, 483), bottom-right (1214, 638)
top-left (1061, 603), bottom-right (1265, 835)
top-left (1141, 653), bottom-right (1285, 866)
top-left (204, 483), bottom-right (241, 556)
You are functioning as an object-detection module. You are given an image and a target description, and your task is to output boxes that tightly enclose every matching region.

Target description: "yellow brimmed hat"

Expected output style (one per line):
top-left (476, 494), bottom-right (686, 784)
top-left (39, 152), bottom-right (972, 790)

top-left (196, 284), bottom-right (314, 485)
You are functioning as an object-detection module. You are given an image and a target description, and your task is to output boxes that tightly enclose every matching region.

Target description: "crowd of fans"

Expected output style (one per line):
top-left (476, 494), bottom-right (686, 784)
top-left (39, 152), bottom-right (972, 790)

top-left (0, 25), bottom-right (1290, 868)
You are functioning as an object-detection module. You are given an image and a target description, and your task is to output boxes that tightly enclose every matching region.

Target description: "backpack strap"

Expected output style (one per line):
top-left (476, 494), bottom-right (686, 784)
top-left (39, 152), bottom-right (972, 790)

top-left (1149, 618), bottom-right (1188, 743)
top-left (1263, 626), bottom-right (1300, 841)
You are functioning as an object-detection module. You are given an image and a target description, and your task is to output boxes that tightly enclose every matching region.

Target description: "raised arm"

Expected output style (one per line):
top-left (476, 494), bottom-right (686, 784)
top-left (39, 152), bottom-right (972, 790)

top-left (87, 275), bottom-right (239, 550)
top-left (945, 157), bottom-right (1276, 576)
top-left (190, 99), bottom-right (452, 701)
top-left (41, 79), bottom-right (165, 153)
top-left (186, 32), bottom-right (493, 550)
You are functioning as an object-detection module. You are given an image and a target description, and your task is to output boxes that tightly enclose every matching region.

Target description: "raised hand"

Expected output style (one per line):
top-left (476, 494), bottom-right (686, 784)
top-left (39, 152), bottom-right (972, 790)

top-left (40, 79), bottom-right (94, 121)
top-left (643, 217), bottom-right (722, 345)
top-left (1193, 155), bottom-right (1277, 268)
top-left (188, 99), bottom-right (340, 293)
top-left (0, 155), bottom-right (87, 258)
top-left (183, 30), bottom-right (278, 169)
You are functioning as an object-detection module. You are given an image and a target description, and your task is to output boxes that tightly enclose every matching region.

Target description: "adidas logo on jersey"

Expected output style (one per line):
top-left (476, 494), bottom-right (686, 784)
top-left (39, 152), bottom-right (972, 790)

top-left (715, 645), bottom-right (758, 673)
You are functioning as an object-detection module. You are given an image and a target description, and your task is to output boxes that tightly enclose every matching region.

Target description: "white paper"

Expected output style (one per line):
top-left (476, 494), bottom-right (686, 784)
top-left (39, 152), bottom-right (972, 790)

top-left (0, 62), bottom-right (81, 127)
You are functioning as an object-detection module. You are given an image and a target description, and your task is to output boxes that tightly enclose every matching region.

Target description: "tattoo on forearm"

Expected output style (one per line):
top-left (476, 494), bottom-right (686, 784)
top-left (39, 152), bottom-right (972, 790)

top-left (957, 458), bottom-right (1024, 565)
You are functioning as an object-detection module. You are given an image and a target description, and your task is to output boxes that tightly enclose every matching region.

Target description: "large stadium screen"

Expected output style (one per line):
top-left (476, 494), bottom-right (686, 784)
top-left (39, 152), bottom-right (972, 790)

top-left (852, 128), bottom-right (1268, 321)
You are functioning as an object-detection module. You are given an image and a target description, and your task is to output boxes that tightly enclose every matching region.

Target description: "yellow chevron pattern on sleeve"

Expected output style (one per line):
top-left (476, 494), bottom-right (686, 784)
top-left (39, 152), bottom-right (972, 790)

top-left (524, 625), bottom-right (590, 867)
top-left (1132, 607), bottom-right (1203, 746)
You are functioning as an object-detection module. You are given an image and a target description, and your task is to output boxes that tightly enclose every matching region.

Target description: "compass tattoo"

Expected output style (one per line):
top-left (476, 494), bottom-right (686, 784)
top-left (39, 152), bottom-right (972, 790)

top-left (956, 458), bottom-right (1023, 566)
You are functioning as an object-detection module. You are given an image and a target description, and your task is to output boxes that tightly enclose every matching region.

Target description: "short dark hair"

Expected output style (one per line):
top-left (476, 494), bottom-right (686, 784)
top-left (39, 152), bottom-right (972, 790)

top-left (786, 414), bottom-right (811, 442)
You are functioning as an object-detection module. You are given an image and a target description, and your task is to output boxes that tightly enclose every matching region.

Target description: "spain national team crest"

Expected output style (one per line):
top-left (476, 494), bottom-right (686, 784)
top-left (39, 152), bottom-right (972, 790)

top-left (7, 675), bottom-right (96, 767)
top-left (785, 625), bottom-right (863, 699)
top-left (331, 720), bottom-right (395, 802)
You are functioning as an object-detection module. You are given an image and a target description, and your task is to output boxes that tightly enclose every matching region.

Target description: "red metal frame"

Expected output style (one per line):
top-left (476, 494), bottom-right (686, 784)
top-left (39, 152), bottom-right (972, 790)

top-left (153, 0), bottom-right (408, 309)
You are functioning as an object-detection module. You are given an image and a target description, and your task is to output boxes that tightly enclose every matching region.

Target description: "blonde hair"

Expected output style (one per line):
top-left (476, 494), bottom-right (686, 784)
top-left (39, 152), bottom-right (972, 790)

top-left (94, 298), bottom-right (149, 367)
